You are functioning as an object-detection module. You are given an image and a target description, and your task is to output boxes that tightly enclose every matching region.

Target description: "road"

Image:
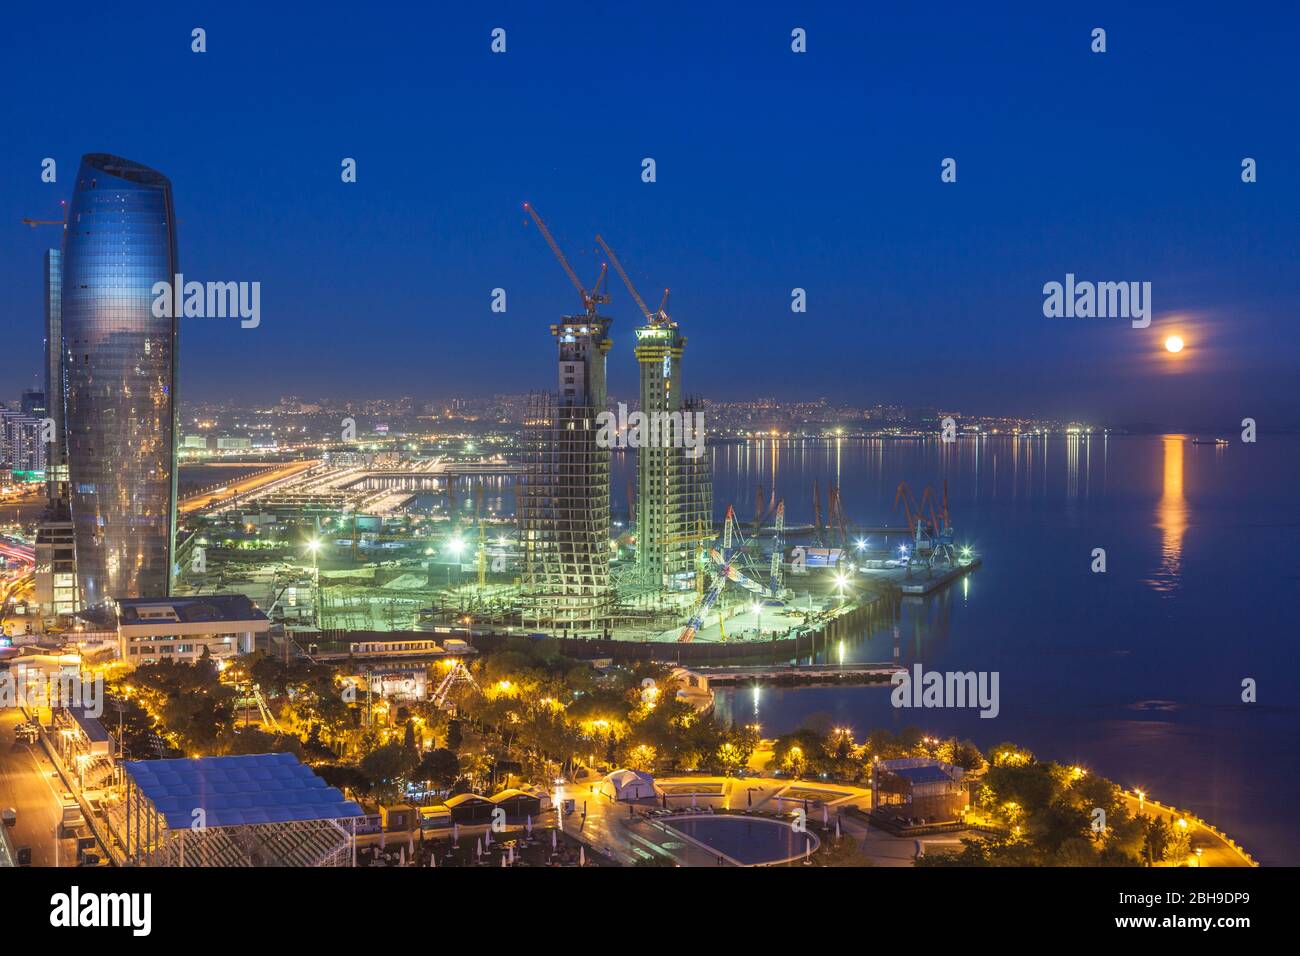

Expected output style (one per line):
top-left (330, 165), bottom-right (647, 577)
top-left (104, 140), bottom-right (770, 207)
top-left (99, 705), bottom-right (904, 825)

top-left (1119, 791), bottom-right (1254, 867)
top-left (0, 709), bottom-right (75, 866)
top-left (1, 572), bottom-right (36, 639)
top-left (0, 500), bottom-right (46, 529)
top-left (178, 459), bottom-right (320, 515)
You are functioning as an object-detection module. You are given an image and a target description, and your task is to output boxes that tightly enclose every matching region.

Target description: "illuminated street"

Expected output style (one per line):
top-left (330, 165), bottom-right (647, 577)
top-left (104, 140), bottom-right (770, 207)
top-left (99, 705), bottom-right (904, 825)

top-left (0, 710), bottom-right (75, 867)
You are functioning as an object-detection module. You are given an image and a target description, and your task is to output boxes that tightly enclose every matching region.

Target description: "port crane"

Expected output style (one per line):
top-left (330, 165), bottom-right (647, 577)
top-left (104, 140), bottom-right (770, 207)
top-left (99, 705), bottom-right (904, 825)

top-left (893, 480), bottom-right (957, 572)
top-left (826, 484), bottom-right (852, 551)
top-left (523, 202), bottom-right (609, 319)
top-left (768, 500), bottom-right (786, 594)
top-left (475, 481), bottom-right (487, 591)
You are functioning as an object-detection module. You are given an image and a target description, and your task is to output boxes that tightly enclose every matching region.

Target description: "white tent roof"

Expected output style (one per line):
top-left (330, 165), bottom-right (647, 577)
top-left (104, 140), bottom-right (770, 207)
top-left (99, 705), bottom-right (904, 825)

top-left (601, 768), bottom-right (655, 789)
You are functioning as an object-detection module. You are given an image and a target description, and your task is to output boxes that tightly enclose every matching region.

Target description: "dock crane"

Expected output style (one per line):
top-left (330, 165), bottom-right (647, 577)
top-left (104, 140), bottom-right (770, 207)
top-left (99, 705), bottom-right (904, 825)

top-left (523, 202), bottom-right (609, 319)
top-left (475, 481), bottom-right (487, 591)
top-left (813, 479), bottom-right (824, 546)
top-left (893, 481), bottom-right (957, 572)
top-left (593, 234), bottom-right (673, 327)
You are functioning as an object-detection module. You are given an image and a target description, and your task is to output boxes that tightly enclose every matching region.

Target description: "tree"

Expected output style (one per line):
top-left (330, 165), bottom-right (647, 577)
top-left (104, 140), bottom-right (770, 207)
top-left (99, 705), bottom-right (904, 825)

top-left (415, 748), bottom-right (460, 793)
top-left (1143, 816), bottom-right (1172, 865)
top-left (1163, 821), bottom-right (1192, 864)
top-left (949, 739), bottom-right (984, 771)
top-left (315, 764), bottom-right (371, 798)
top-left (359, 741), bottom-right (419, 803)
top-left (817, 837), bottom-right (873, 867)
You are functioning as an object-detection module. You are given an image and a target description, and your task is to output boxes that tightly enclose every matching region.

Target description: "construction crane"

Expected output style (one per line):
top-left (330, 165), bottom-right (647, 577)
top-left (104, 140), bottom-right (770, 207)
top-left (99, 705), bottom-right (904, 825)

top-left (679, 506), bottom-right (782, 642)
top-left (679, 506), bottom-right (740, 643)
top-left (594, 234), bottom-right (672, 327)
top-left (22, 200), bottom-right (68, 228)
top-left (523, 202), bottom-right (609, 319)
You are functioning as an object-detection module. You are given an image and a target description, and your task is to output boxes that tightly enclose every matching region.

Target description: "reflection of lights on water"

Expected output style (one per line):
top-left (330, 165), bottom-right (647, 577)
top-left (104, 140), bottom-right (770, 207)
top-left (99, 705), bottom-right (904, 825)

top-left (1151, 436), bottom-right (1187, 593)
top-left (752, 685), bottom-right (760, 716)
top-left (962, 575), bottom-right (969, 601)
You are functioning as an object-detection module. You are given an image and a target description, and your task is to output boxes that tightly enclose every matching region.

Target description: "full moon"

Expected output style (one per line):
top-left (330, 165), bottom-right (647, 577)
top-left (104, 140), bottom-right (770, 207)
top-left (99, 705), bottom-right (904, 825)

top-left (1165, 335), bottom-right (1185, 353)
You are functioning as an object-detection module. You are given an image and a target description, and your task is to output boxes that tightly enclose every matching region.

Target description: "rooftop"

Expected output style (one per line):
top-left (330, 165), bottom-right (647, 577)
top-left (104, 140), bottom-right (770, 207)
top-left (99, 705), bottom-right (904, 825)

top-left (122, 753), bottom-right (363, 829)
top-left (888, 765), bottom-right (957, 785)
top-left (116, 594), bottom-right (268, 626)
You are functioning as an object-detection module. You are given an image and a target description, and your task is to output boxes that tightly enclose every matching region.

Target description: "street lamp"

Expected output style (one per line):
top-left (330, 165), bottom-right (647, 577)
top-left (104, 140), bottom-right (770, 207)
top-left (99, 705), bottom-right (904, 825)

top-left (446, 537), bottom-right (465, 586)
top-left (304, 539), bottom-right (321, 630)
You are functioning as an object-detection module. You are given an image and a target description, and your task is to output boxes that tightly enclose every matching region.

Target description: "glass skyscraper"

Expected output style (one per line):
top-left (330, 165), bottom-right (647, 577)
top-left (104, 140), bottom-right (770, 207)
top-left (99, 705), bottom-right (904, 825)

top-left (61, 154), bottom-right (179, 607)
top-left (43, 248), bottom-right (67, 507)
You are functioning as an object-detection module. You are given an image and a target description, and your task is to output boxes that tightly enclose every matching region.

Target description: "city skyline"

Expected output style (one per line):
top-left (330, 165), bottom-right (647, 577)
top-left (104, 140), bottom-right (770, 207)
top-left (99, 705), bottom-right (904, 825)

top-left (2, 6), bottom-right (1297, 428)
top-left (0, 1), bottom-right (1294, 911)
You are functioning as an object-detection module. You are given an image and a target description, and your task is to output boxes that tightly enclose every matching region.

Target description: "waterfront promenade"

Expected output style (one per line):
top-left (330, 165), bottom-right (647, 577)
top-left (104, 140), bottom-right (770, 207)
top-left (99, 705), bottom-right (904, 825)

top-left (552, 770), bottom-right (1256, 867)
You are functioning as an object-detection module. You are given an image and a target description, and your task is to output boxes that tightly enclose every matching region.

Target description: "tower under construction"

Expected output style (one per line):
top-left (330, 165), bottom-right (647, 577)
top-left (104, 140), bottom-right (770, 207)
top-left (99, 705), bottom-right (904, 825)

top-left (595, 235), bottom-right (712, 597)
top-left (517, 205), bottom-right (615, 636)
top-left (633, 323), bottom-right (712, 594)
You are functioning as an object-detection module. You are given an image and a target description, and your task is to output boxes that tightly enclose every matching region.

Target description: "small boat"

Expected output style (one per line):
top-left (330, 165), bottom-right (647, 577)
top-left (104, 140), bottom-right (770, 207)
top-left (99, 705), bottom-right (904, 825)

top-left (1189, 438), bottom-right (1228, 445)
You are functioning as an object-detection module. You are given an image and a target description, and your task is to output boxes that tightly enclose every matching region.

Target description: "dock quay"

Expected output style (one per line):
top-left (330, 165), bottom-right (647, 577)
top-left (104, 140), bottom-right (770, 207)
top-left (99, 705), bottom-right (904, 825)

top-left (899, 557), bottom-right (981, 595)
top-left (692, 662), bottom-right (903, 687)
top-left (861, 557), bottom-right (982, 595)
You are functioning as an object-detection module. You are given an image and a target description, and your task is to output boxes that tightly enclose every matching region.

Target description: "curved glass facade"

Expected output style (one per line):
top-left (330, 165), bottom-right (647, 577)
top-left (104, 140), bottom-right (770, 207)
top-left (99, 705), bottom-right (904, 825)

top-left (62, 154), bottom-right (178, 607)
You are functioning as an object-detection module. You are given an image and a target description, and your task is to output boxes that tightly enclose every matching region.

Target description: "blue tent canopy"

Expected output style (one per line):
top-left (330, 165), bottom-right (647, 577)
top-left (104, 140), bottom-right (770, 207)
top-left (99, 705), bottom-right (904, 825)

top-left (123, 752), bottom-right (363, 829)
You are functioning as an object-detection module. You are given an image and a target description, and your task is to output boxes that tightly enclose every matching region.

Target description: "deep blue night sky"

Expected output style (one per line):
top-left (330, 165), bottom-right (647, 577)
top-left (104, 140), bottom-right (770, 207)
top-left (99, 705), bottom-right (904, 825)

top-left (2, 1), bottom-right (1297, 425)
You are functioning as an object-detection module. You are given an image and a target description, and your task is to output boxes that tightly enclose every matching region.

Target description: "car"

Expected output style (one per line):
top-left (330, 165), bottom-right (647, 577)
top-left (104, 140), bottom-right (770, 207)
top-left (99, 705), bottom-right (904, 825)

top-left (1, 807), bottom-right (16, 827)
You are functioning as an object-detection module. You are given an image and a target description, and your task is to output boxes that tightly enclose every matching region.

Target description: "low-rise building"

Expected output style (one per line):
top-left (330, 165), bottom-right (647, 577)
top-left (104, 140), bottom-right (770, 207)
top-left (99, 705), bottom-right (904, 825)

top-left (871, 757), bottom-right (969, 826)
top-left (115, 595), bottom-right (270, 668)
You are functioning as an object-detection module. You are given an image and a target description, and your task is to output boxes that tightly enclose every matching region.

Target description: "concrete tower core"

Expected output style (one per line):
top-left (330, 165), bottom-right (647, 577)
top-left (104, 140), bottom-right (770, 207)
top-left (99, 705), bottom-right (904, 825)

top-left (634, 323), bottom-right (712, 595)
top-left (517, 315), bottom-right (615, 636)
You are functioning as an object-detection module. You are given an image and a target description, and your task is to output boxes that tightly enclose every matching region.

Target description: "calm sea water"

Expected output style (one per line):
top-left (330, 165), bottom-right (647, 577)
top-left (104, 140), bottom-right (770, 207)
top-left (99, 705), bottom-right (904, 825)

top-left (657, 435), bottom-right (1299, 865)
